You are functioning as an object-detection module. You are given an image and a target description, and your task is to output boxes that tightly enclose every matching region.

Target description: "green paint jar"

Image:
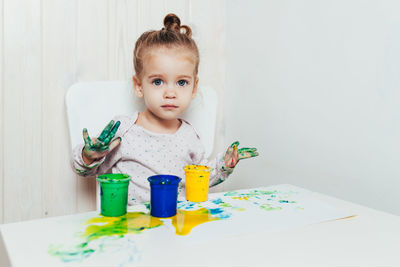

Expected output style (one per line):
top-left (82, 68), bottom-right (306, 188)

top-left (96, 173), bottom-right (131, 217)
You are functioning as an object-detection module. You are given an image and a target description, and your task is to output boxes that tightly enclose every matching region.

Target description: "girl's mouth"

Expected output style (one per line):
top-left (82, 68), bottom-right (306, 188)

top-left (161, 105), bottom-right (178, 109)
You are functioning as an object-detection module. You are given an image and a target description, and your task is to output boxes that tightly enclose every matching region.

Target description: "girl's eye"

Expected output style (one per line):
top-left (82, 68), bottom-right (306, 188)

top-left (152, 79), bottom-right (163, 86)
top-left (177, 80), bottom-right (188, 86)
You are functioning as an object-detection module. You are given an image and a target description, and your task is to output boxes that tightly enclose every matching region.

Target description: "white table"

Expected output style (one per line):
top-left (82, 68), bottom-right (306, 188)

top-left (1, 184), bottom-right (399, 267)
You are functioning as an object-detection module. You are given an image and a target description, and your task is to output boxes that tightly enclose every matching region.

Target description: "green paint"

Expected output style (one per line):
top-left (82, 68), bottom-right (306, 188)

top-left (96, 173), bottom-right (130, 183)
top-left (97, 174), bottom-right (130, 217)
top-left (82, 120), bottom-right (121, 160)
top-left (260, 203), bottom-right (283, 211)
top-left (49, 212), bottom-right (164, 263)
top-left (238, 147), bottom-right (259, 159)
top-left (48, 242), bottom-right (95, 263)
top-left (220, 202), bottom-right (232, 208)
top-left (75, 168), bottom-right (88, 174)
top-left (210, 177), bottom-right (225, 187)
top-left (225, 141), bottom-right (259, 162)
top-left (224, 189), bottom-right (277, 198)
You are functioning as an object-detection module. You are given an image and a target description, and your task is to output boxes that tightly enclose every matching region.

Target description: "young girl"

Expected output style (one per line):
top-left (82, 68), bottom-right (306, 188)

top-left (71, 14), bottom-right (258, 204)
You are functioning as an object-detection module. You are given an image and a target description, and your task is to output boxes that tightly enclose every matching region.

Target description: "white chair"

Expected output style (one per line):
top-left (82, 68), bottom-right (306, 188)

top-left (65, 80), bottom-right (217, 210)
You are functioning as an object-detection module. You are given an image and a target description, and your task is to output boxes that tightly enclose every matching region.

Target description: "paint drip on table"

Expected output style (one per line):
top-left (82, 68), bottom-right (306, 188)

top-left (48, 187), bottom-right (302, 264)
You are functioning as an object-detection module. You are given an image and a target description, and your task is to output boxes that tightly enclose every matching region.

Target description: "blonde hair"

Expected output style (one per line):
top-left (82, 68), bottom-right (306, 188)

top-left (133, 13), bottom-right (199, 79)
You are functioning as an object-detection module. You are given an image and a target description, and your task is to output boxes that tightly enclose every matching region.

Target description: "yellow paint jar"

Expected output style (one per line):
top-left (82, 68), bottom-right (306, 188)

top-left (184, 165), bottom-right (211, 202)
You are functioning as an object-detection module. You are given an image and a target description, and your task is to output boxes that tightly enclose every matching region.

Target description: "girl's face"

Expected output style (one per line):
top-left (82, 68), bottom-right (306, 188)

top-left (133, 47), bottom-right (198, 122)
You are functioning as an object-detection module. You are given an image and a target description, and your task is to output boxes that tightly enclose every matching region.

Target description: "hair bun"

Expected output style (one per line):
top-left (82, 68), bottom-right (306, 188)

top-left (163, 13), bottom-right (192, 37)
top-left (163, 13), bottom-right (181, 31)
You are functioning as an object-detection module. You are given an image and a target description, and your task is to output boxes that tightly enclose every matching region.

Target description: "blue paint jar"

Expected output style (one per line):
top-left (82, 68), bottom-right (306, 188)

top-left (147, 175), bottom-right (182, 218)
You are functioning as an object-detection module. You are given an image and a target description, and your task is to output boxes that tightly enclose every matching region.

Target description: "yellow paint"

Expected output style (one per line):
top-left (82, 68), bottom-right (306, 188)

top-left (232, 196), bottom-right (249, 201)
top-left (82, 208), bottom-right (223, 240)
top-left (233, 207), bottom-right (246, 211)
top-left (84, 212), bottom-right (164, 241)
top-left (170, 208), bottom-right (220, 235)
top-left (184, 165), bottom-right (211, 202)
top-left (184, 165), bottom-right (210, 171)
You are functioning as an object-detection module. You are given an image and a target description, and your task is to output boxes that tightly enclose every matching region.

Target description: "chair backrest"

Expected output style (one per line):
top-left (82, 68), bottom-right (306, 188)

top-left (65, 80), bottom-right (217, 158)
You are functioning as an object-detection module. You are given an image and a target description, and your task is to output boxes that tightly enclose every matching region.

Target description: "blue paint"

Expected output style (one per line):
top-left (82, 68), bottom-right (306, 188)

top-left (217, 213), bottom-right (232, 219)
top-left (209, 208), bottom-right (224, 215)
top-left (148, 175), bottom-right (181, 218)
top-left (209, 208), bottom-right (232, 219)
top-left (178, 201), bottom-right (197, 210)
top-left (279, 200), bottom-right (295, 203)
top-left (211, 198), bottom-right (223, 205)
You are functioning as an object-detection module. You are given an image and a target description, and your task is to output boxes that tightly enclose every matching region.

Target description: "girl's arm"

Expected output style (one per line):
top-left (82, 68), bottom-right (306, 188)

top-left (195, 141), bottom-right (258, 187)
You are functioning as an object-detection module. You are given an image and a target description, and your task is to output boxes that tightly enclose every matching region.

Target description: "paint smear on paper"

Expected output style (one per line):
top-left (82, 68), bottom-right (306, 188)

top-left (48, 242), bottom-right (94, 263)
top-left (49, 212), bottom-right (164, 263)
top-left (84, 212), bottom-right (163, 241)
top-left (170, 208), bottom-right (221, 235)
top-left (224, 189), bottom-right (277, 198)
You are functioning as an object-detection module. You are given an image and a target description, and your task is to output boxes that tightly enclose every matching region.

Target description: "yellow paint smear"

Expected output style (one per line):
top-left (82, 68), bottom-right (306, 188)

top-left (232, 196), bottom-right (249, 201)
top-left (84, 212), bottom-right (164, 241)
top-left (170, 208), bottom-right (220, 236)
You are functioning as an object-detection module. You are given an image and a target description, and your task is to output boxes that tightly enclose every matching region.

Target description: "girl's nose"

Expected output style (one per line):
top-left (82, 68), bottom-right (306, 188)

top-left (164, 87), bottom-right (176, 98)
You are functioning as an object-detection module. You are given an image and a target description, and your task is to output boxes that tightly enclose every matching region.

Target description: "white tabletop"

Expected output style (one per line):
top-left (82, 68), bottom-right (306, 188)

top-left (1, 184), bottom-right (399, 267)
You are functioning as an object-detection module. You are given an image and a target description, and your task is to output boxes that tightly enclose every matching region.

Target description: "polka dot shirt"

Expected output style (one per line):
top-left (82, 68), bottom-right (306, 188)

top-left (72, 112), bottom-right (231, 205)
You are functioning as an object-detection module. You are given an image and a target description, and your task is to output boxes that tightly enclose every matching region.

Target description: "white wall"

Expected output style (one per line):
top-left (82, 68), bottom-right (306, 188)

top-left (224, 0), bottom-right (400, 215)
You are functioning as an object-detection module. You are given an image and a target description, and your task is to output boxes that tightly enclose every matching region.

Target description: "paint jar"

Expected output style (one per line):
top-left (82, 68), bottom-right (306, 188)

top-left (184, 165), bottom-right (211, 202)
top-left (148, 175), bottom-right (182, 218)
top-left (96, 173), bottom-right (130, 217)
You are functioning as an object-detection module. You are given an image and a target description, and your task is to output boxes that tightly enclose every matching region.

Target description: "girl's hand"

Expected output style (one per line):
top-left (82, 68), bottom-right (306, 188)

top-left (224, 141), bottom-right (259, 169)
top-left (82, 120), bottom-right (121, 165)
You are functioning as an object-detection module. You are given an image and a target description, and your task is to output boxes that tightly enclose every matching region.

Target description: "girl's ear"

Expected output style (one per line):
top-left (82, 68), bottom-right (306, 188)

top-left (133, 75), bottom-right (144, 98)
top-left (192, 76), bottom-right (199, 99)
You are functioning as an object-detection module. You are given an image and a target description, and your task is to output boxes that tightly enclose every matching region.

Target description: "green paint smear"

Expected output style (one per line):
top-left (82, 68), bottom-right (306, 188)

top-left (220, 202), bottom-right (232, 208)
top-left (260, 204), bottom-right (283, 211)
top-left (49, 212), bottom-right (164, 263)
top-left (83, 212), bottom-right (164, 241)
top-left (143, 201), bottom-right (150, 211)
top-left (48, 242), bottom-right (94, 263)
top-left (224, 189), bottom-right (277, 198)
top-left (75, 168), bottom-right (88, 174)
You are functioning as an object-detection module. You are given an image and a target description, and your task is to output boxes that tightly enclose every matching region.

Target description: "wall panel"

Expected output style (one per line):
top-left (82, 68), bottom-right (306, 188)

top-left (42, 0), bottom-right (78, 218)
top-left (3, 0), bottom-right (43, 223)
top-left (0, 0), bottom-right (4, 223)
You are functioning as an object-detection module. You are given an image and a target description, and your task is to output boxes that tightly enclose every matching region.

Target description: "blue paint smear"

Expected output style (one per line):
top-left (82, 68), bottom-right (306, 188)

top-left (208, 208), bottom-right (232, 219)
top-left (211, 198), bottom-right (223, 205)
top-left (279, 200), bottom-right (296, 203)
top-left (216, 213), bottom-right (231, 219)
top-left (209, 208), bottom-right (224, 214)
top-left (177, 201), bottom-right (197, 210)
